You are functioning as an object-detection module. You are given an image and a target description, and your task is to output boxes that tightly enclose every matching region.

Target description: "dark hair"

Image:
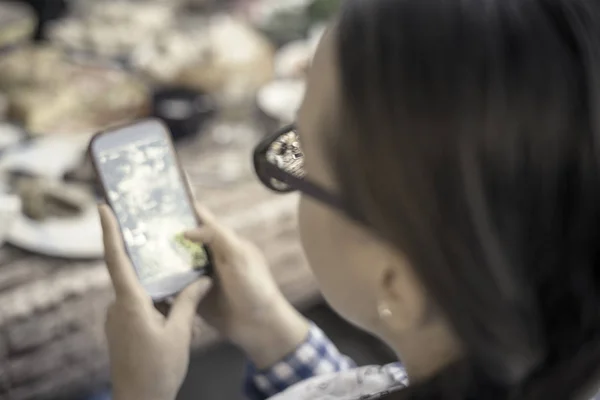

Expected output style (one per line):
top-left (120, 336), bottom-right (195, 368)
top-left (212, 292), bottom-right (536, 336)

top-left (332, 0), bottom-right (600, 398)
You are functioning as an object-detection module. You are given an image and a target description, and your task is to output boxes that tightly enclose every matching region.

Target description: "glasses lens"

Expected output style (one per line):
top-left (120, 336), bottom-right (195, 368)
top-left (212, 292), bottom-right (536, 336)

top-left (265, 128), bottom-right (305, 191)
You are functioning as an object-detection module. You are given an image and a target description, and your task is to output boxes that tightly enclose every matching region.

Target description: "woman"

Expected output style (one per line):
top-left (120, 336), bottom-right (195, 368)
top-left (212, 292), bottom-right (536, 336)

top-left (99, 0), bottom-right (600, 399)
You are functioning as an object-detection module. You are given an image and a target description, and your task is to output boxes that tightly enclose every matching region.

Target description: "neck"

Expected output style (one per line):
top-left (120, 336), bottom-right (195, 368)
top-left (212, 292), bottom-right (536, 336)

top-left (387, 321), bottom-right (463, 382)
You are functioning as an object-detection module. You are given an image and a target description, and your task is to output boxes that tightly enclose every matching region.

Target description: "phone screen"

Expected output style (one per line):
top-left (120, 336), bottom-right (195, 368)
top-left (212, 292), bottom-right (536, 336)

top-left (94, 123), bottom-right (208, 286)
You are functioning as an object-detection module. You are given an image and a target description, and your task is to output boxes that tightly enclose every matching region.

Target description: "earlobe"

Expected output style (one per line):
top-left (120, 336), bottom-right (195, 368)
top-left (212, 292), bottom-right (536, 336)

top-left (377, 302), bottom-right (393, 319)
top-left (377, 262), bottom-right (427, 334)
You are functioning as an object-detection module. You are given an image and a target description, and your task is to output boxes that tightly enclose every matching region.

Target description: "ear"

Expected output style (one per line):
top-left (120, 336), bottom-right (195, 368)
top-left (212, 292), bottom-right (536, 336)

top-left (377, 251), bottom-right (428, 334)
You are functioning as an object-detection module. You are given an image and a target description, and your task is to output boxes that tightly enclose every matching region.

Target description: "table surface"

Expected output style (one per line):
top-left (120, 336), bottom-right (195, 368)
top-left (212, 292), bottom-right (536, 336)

top-left (0, 116), bottom-right (320, 400)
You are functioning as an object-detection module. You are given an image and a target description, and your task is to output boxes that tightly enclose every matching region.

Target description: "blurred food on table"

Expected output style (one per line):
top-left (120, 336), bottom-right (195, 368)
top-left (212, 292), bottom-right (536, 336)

top-left (63, 152), bottom-right (97, 185)
top-left (48, 0), bottom-right (176, 58)
top-left (131, 26), bottom-right (212, 83)
top-left (174, 16), bottom-right (275, 105)
top-left (0, 1), bottom-right (36, 49)
top-left (0, 45), bottom-right (149, 135)
top-left (15, 175), bottom-right (92, 221)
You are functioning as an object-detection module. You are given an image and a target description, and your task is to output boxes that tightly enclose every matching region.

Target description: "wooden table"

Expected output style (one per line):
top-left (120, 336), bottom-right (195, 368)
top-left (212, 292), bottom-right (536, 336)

top-left (0, 118), bottom-right (320, 400)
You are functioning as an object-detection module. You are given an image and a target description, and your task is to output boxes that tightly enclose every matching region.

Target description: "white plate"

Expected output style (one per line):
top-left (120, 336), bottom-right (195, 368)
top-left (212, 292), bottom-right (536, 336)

top-left (0, 123), bottom-right (25, 152)
top-left (257, 79), bottom-right (306, 123)
top-left (0, 134), bottom-right (91, 178)
top-left (0, 134), bottom-right (102, 258)
top-left (7, 205), bottom-right (103, 259)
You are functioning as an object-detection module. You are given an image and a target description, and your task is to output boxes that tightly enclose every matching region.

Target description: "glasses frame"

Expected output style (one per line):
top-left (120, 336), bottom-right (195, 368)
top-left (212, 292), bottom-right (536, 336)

top-left (253, 124), bottom-right (366, 226)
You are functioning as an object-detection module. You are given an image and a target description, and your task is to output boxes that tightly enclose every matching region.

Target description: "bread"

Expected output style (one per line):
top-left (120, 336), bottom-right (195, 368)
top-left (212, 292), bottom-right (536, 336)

top-left (175, 16), bottom-right (275, 104)
top-left (0, 46), bottom-right (68, 91)
top-left (16, 177), bottom-right (93, 221)
top-left (1, 47), bottom-right (150, 134)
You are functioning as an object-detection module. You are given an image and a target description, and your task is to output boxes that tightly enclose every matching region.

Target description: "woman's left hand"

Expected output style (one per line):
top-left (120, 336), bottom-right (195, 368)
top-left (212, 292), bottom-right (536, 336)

top-left (99, 205), bottom-right (212, 400)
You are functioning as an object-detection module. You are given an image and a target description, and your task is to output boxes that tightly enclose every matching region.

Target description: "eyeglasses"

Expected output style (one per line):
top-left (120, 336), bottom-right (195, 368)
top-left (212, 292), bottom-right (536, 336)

top-left (253, 124), bottom-right (366, 225)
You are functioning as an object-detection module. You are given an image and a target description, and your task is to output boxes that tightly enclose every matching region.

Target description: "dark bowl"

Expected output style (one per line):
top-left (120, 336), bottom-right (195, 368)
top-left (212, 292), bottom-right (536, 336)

top-left (151, 86), bottom-right (217, 141)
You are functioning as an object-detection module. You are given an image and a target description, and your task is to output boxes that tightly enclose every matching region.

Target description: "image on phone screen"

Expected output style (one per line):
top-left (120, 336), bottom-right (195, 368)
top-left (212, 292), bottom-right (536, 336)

top-left (95, 128), bottom-right (208, 287)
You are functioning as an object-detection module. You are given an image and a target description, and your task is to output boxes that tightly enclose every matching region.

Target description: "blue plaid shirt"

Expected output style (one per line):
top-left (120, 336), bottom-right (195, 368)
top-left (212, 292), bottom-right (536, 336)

top-left (243, 324), bottom-right (407, 400)
top-left (243, 325), bottom-right (600, 400)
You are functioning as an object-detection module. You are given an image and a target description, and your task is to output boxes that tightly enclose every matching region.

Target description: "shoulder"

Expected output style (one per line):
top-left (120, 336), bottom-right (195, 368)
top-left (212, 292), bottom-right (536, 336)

top-left (267, 363), bottom-right (408, 400)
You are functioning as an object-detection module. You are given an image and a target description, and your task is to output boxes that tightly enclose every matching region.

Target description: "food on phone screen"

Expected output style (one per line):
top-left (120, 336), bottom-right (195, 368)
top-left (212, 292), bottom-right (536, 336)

top-left (174, 233), bottom-right (207, 270)
top-left (96, 129), bottom-right (208, 285)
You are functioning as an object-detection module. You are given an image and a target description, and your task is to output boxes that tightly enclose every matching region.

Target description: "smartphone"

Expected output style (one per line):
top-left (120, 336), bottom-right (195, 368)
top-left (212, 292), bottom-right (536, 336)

top-left (89, 118), bottom-right (211, 300)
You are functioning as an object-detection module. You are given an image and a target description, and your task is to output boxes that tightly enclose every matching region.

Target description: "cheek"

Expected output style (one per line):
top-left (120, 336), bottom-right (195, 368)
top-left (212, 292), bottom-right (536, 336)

top-left (298, 195), bottom-right (335, 284)
top-left (298, 195), bottom-right (379, 329)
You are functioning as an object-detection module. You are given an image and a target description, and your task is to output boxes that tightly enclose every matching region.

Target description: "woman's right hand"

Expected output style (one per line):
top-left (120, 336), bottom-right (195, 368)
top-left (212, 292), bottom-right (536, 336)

top-left (185, 203), bottom-right (310, 368)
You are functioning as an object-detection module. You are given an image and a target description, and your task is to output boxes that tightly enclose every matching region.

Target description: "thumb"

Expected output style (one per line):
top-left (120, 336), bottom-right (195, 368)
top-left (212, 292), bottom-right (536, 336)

top-left (167, 279), bottom-right (212, 335)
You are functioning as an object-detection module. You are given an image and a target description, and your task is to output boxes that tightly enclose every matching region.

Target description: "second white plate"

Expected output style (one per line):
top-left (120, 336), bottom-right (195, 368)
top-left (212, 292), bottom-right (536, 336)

top-left (7, 205), bottom-right (103, 259)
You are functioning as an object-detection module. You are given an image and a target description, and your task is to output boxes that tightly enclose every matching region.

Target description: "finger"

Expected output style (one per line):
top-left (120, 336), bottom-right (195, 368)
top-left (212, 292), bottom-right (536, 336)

top-left (193, 203), bottom-right (236, 240)
top-left (167, 279), bottom-right (212, 335)
top-left (185, 203), bottom-right (239, 253)
top-left (183, 227), bottom-right (215, 247)
top-left (192, 202), bottom-right (219, 226)
top-left (184, 226), bottom-right (237, 259)
top-left (99, 204), bottom-right (146, 301)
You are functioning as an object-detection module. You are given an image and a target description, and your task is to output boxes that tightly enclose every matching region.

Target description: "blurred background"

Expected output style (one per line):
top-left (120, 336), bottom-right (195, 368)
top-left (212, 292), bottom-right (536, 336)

top-left (0, 1), bottom-right (395, 399)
